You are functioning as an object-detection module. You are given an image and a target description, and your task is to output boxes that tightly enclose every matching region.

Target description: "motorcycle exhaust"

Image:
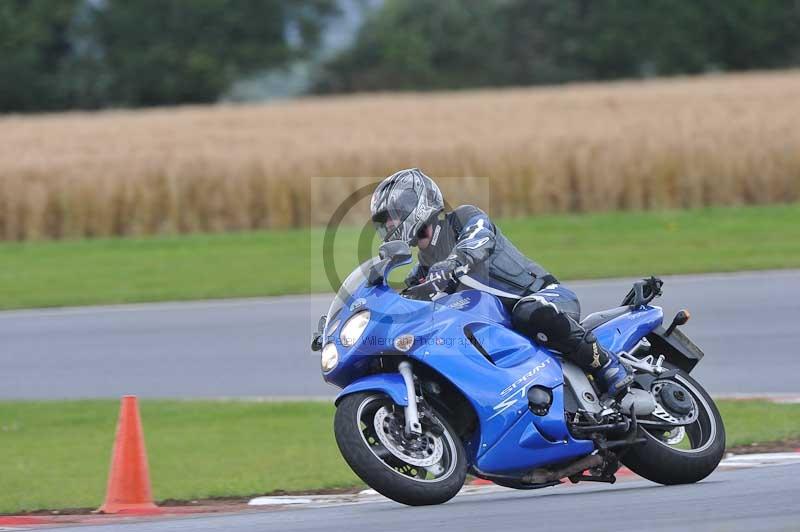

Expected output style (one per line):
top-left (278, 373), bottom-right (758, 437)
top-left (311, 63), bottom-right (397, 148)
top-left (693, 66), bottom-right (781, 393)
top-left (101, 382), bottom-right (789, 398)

top-left (523, 454), bottom-right (604, 484)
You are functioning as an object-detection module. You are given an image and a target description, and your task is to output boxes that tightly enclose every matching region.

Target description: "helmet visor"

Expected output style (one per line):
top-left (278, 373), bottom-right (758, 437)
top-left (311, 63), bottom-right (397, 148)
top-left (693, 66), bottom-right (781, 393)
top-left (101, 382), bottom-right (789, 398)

top-left (371, 187), bottom-right (420, 243)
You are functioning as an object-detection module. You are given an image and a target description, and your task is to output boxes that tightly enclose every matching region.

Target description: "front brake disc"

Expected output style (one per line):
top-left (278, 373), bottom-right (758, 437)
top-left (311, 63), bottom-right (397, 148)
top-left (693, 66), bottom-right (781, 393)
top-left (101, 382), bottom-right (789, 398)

top-left (373, 407), bottom-right (444, 467)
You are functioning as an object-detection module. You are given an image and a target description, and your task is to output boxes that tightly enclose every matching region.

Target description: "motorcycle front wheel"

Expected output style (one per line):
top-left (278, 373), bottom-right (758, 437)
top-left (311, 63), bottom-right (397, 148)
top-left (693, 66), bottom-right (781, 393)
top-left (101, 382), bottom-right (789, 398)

top-left (622, 370), bottom-right (726, 485)
top-left (334, 392), bottom-right (467, 506)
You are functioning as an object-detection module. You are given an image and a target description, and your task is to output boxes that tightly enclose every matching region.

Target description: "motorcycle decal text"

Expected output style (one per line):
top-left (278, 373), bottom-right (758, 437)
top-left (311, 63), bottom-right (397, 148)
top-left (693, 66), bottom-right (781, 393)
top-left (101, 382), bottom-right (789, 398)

top-left (500, 358), bottom-right (552, 396)
top-left (488, 358), bottom-right (552, 420)
top-left (447, 297), bottom-right (471, 310)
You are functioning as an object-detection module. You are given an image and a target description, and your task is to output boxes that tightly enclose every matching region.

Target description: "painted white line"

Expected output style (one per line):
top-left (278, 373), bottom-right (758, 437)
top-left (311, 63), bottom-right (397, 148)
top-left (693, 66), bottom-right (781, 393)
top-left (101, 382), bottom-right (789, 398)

top-left (714, 393), bottom-right (800, 403)
top-left (243, 452), bottom-right (800, 509)
top-left (246, 483), bottom-right (517, 509)
top-left (772, 397), bottom-right (800, 404)
top-left (248, 497), bottom-right (314, 506)
top-left (721, 452), bottom-right (800, 465)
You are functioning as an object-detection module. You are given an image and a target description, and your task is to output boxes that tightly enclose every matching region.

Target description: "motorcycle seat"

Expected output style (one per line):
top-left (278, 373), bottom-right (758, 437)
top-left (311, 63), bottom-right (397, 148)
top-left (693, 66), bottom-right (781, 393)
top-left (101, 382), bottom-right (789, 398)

top-left (580, 306), bottom-right (631, 331)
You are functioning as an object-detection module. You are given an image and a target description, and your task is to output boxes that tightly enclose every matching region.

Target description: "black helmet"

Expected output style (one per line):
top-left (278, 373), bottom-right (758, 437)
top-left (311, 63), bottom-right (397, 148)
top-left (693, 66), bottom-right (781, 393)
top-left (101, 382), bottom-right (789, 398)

top-left (370, 168), bottom-right (444, 245)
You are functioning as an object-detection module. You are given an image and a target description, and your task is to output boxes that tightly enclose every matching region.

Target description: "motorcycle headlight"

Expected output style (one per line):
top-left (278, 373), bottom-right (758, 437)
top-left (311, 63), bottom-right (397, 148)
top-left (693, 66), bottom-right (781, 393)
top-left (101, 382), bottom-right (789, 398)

top-left (340, 310), bottom-right (370, 348)
top-left (321, 342), bottom-right (339, 372)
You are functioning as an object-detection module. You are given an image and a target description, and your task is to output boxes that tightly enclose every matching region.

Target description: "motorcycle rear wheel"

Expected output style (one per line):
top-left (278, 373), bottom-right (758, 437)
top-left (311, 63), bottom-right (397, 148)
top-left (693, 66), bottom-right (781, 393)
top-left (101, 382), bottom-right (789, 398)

top-left (334, 392), bottom-right (467, 506)
top-left (621, 370), bottom-right (725, 485)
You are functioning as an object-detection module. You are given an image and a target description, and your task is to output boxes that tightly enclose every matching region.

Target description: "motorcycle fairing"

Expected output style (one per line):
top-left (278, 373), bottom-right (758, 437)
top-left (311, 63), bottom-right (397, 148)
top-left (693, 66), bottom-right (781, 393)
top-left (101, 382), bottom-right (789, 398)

top-left (467, 323), bottom-right (539, 368)
top-left (592, 306), bottom-right (663, 353)
top-left (325, 279), bottom-right (663, 475)
top-left (440, 290), bottom-right (512, 328)
top-left (475, 393), bottom-right (594, 473)
top-left (335, 373), bottom-right (409, 406)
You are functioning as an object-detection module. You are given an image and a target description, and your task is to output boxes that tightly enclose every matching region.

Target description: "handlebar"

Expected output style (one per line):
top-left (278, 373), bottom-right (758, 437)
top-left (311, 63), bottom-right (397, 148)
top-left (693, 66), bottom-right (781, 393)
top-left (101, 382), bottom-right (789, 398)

top-left (401, 279), bottom-right (445, 301)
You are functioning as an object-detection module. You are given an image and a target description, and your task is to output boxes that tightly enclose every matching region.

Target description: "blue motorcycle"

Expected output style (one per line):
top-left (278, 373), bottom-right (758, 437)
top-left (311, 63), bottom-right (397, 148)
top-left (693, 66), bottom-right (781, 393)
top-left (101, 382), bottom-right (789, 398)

top-left (312, 241), bottom-right (725, 506)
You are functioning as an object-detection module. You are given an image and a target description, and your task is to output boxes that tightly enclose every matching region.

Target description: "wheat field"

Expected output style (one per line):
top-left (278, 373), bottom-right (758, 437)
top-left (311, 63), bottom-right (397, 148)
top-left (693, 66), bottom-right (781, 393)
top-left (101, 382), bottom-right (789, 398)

top-left (1, 70), bottom-right (799, 240)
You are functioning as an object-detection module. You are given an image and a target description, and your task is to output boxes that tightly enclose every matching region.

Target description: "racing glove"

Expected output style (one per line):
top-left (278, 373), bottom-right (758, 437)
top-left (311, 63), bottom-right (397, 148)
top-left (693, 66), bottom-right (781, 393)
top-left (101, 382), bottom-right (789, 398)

top-left (404, 262), bottom-right (428, 288)
top-left (426, 258), bottom-right (463, 294)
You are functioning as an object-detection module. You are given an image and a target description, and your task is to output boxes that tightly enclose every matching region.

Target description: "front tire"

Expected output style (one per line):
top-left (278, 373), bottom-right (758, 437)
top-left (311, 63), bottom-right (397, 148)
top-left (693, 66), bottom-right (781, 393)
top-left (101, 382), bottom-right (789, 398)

top-left (622, 370), bottom-right (725, 485)
top-left (334, 392), bottom-right (467, 506)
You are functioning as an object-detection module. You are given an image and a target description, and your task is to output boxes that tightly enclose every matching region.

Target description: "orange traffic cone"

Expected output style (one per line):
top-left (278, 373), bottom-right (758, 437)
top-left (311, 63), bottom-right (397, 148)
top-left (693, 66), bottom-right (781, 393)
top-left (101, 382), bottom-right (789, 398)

top-left (98, 396), bottom-right (163, 514)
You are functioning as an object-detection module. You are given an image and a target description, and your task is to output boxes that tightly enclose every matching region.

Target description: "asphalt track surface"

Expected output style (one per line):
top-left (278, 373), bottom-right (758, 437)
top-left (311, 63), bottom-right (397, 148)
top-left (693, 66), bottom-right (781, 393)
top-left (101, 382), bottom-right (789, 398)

top-left (1, 269), bottom-right (798, 399)
top-left (44, 463), bottom-right (800, 532)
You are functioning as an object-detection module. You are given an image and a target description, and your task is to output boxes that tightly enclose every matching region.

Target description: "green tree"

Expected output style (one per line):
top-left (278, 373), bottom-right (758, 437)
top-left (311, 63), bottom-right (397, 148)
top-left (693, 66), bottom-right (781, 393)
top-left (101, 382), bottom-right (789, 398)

top-left (87, 0), bottom-right (336, 107)
top-left (0, 0), bottom-right (83, 112)
top-left (0, 0), bottom-right (336, 112)
top-left (315, 0), bottom-right (504, 92)
top-left (315, 0), bottom-right (800, 93)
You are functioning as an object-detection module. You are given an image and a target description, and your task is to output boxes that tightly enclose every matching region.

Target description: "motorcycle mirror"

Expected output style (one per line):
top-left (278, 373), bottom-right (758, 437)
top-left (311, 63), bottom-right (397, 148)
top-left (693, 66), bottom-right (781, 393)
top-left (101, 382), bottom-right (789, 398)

top-left (311, 314), bottom-right (326, 351)
top-left (665, 309), bottom-right (691, 336)
top-left (370, 242), bottom-right (413, 287)
top-left (379, 241), bottom-right (412, 263)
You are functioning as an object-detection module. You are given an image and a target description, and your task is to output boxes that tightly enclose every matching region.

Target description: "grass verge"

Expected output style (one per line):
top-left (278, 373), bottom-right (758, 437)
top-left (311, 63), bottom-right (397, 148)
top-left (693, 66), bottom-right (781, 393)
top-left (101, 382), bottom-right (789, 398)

top-left (1, 203), bottom-right (799, 310)
top-left (1, 399), bottom-right (799, 514)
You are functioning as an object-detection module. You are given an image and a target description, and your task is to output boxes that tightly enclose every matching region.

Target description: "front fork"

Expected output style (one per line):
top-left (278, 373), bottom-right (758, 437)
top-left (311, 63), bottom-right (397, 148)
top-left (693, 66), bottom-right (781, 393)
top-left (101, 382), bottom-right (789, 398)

top-left (398, 361), bottom-right (422, 436)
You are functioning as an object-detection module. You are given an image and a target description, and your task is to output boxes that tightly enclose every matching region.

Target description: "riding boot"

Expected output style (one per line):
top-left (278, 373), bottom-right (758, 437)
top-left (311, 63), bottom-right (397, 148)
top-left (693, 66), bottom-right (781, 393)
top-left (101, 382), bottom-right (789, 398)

top-left (592, 344), bottom-right (634, 398)
top-left (569, 330), bottom-right (633, 399)
top-left (510, 292), bottom-right (633, 398)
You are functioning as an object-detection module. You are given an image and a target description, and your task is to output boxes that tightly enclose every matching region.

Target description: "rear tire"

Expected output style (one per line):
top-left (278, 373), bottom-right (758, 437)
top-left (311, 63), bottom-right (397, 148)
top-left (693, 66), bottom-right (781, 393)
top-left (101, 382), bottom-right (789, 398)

top-left (334, 392), bottom-right (467, 506)
top-left (622, 371), bottom-right (725, 485)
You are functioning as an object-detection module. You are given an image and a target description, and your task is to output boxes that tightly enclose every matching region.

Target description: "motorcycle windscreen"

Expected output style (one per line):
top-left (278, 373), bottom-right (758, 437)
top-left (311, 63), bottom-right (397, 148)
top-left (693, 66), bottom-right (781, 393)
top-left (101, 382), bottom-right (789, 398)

top-left (324, 257), bottom-right (381, 337)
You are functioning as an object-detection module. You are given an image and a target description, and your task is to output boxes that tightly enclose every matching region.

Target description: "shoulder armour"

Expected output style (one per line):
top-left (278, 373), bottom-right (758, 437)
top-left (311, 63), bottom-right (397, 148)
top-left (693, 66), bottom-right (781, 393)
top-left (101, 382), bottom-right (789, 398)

top-left (451, 205), bottom-right (488, 232)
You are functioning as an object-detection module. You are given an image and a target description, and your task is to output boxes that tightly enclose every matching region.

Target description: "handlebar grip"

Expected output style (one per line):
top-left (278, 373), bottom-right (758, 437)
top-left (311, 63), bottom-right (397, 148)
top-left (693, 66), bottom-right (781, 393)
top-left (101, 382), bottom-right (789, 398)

top-left (402, 280), bottom-right (440, 301)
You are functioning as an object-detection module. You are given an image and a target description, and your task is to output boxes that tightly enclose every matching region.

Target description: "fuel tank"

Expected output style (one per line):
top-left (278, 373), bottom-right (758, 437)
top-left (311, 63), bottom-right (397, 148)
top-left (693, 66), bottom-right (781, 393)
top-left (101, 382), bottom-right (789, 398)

top-left (436, 289), bottom-right (512, 327)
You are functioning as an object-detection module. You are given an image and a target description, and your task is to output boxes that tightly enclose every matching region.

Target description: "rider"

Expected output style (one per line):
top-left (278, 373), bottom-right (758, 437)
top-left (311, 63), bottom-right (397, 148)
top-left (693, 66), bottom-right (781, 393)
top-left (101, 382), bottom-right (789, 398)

top-left (370, 168), bottom-right (634, 398)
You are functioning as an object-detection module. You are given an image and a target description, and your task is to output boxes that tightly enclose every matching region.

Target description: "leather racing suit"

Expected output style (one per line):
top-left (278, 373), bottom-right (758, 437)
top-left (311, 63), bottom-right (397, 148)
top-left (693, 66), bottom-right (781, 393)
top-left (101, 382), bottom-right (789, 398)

top-left (406, 205), bottom-right (616, 381)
